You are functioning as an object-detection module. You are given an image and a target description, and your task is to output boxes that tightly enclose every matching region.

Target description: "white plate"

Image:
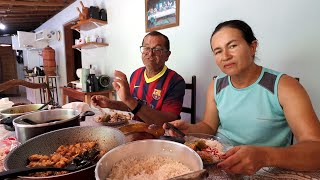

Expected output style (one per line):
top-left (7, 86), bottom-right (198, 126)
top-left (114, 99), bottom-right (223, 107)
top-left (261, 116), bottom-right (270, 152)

top-left (93, 108), bottom-right (132, 126)
top-left (185, 133), bottom-right (233, 165)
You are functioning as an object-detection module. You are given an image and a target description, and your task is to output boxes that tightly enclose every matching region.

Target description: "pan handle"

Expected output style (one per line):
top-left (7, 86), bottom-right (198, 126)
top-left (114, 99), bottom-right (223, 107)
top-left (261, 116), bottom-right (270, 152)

top-left (0, 116), bottom-right (14, 126)
top-left (79, 111), bottom-right (95, 121)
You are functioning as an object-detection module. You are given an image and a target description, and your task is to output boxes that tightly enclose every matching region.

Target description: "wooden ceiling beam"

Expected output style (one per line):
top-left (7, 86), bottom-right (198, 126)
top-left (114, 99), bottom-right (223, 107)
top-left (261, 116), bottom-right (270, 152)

top-left (0, 13), bottom-right (57, 17)
top-left (0, 7), bottom-right (61, 12)
top-left (0, 1), bottom-right (68, 7)
top-left (3, 19), bottom-right (47, 23)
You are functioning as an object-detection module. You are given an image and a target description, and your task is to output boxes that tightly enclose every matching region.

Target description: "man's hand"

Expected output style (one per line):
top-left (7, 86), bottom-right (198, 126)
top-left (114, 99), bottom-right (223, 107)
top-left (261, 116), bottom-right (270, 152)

top-left (112, 70), bottom-right (132, 103)
top-left (91, 95), bottom-right (111, 108)
top-left (217, 145), bottom-right (268, 175)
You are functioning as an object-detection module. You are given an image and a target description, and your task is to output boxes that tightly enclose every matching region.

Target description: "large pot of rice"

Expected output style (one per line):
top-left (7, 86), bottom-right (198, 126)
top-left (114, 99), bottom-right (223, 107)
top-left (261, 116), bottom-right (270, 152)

top-left (95, 139), bottom-right (203, 180)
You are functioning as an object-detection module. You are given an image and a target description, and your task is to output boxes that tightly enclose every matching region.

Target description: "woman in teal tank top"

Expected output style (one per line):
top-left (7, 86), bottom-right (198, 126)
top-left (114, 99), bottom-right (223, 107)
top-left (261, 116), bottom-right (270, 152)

top-left (164, 20), bottom-right (320, 175)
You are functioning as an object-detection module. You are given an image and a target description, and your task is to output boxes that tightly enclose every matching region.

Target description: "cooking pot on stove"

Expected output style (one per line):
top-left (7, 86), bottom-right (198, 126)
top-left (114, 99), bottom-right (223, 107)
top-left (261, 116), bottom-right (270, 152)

top-left (13, 109), bottom-right (94, 143)
top-left (0, 104), bottom-right (46, 131)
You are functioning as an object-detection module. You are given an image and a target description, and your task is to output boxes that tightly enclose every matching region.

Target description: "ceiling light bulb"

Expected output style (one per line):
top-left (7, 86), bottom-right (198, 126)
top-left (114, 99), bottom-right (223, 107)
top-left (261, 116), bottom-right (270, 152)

top-left (0, 22), bottom-right (5, 30)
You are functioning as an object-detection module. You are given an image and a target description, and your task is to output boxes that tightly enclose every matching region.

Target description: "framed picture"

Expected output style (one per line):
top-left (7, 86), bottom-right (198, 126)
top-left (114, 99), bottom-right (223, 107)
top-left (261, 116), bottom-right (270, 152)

top-left (145, 0), bottom-right (180, 32)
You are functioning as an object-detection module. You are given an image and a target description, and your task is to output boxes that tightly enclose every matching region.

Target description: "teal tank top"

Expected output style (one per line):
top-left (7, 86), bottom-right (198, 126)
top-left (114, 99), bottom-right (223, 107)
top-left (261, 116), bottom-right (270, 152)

top-left (214, 67), bottom-right (292, 147)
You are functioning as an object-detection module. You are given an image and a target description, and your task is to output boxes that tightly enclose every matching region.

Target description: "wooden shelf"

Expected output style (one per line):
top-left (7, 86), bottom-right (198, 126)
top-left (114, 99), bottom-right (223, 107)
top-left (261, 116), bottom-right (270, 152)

top-left (71, 18), bottom-right (107, 31)
top-left (72, 42), bottom-right (109, 49)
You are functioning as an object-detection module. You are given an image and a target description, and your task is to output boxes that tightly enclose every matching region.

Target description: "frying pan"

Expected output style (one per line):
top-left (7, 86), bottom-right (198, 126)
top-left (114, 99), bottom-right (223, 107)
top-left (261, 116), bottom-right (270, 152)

top-left (4, 126), bottom-right (126, 180)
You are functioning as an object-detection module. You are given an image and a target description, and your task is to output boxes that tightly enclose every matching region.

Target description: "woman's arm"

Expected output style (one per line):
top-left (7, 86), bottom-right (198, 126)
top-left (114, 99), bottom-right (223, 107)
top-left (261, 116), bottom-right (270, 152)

top-left (218, 75), bottom-right (320, 175)
top-left (267, 75), bottom-right (320, 170)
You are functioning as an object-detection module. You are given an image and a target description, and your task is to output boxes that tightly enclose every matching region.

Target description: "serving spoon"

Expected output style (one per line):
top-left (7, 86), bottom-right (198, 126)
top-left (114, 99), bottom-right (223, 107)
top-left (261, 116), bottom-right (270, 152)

top-left (168, 169), bottom-right (209, 180)
top-left (159, 122), bottom-right (186, 143)
top-left (0, 148), bottom-right (99, 179)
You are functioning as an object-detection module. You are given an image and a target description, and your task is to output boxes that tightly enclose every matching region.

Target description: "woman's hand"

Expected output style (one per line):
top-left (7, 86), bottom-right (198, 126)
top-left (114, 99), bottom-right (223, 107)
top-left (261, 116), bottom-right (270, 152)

top-left (217, 145), bottom-right (268, 176)
top-left (163, 120), bottom-right (190, 136)
top-left (91, 95), bottom-right (110, 108)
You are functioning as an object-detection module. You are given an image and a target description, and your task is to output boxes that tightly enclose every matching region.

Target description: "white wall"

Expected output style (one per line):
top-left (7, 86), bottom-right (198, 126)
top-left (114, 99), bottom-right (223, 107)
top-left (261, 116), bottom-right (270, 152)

top-left (35, 0), bottom-right (320, 120)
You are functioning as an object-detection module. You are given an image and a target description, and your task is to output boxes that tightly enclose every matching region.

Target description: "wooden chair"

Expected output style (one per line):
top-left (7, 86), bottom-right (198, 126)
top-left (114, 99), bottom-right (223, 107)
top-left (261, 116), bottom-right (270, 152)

top-left (181, 76), bottom-right (196, 124)
top-left (0, 79), bottom-right (52, 103)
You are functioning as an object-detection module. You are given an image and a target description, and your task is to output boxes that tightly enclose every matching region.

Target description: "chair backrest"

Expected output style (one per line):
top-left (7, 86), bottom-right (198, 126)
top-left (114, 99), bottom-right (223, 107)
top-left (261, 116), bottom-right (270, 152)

top-left (181, 76), bottom-right (196, 124)
top-left (0, 79), bottom-right (52, 102)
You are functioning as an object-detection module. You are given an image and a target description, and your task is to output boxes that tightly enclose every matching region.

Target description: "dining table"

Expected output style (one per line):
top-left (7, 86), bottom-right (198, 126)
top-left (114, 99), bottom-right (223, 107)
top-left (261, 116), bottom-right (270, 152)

top-left (1, 115), bottom-right (320, 180)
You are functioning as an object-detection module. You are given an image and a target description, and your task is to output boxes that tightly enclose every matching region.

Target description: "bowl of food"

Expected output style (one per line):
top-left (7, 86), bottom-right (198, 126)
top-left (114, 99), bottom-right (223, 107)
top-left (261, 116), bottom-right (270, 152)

top-left (93, 109), bottom-right (132, 126)
top-left (184, 133), bottom-right (233, 165)
top-left (95, 139), bottom-right (203, 180)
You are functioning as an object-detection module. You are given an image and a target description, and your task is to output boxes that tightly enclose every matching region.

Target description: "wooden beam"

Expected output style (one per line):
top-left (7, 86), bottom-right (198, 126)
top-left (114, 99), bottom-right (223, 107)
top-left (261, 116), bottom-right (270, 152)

top-left (0, 7), bottom-right (61, 12)
top-left (0, 13), bottom-right (57, 17)
top-left (0, 1), bottom-right (68, 7)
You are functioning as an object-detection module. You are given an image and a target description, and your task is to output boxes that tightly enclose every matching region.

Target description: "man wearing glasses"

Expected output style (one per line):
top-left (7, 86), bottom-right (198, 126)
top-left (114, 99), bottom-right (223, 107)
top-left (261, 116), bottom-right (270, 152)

top-left (91, 31), bottom-right (185, 125)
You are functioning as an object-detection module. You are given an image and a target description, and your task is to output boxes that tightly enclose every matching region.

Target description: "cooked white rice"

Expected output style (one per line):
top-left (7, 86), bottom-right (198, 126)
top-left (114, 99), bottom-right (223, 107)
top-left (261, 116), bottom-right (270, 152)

top-left (205, 139), bottom-right (224, 152)
top-left (106, 155), bottom-right (191, 180)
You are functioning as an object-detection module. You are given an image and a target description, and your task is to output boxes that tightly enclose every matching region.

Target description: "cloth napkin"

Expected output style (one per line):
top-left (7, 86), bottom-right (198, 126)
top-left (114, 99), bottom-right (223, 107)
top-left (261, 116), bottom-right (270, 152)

top-left (61, 102), bottom-right (91, 113)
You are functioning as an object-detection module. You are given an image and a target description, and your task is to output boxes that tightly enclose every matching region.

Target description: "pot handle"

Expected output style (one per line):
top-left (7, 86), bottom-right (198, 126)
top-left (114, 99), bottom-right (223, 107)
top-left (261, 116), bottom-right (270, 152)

top-left (79, 111), bottom-right (95, 121)
top-left (0, 116), bottom-right (14, 126)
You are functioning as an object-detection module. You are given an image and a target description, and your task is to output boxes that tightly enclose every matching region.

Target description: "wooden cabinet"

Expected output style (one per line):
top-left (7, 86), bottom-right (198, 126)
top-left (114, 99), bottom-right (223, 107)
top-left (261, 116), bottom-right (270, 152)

top-left (71, 18), bottom-right (108, 50)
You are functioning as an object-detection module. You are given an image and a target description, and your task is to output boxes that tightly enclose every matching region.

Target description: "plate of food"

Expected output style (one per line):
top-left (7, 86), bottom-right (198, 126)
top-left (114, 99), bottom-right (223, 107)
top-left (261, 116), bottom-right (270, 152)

top-left (94, 109), bottom-right (132, 126)
top-left (184, 133), bottom-right (233, 165)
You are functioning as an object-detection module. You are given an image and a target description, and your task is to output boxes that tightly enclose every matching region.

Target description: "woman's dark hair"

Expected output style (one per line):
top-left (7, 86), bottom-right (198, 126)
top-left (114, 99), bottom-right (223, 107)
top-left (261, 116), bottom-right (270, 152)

top-left (142, 31), bottom-right (170, 51)
top-left (210, 20), bottom-right (257, 51)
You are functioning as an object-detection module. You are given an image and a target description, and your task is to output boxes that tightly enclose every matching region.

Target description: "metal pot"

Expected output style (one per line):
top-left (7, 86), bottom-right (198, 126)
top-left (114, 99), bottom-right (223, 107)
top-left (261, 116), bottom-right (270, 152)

top-left (0, 104), bottom-right (45, 131)
top-left (13, 109), bottom-right (94, 143)
top-left (95, 139), bottom-right (203, 180)
top-left (4, 126), bottom-right (126, 180)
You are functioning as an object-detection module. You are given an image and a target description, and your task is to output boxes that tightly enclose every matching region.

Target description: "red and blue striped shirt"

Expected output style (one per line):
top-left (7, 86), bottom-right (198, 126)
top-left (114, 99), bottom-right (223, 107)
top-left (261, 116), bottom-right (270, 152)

top-left (130, 66), bottom-right (185, 118)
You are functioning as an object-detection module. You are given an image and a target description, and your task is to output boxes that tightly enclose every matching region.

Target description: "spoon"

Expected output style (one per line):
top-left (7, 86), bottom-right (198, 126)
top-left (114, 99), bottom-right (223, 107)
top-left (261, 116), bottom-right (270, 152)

top-left (165, 122), bottom-right (186, 137)
top-left (168, 169), bottom-right (209, 180)
top-left (160, 122), bottom-right (186, 143)
top-left (0, 148), bottom-right (99, 179)
top-left (37, 99), bottom-right (54, 111)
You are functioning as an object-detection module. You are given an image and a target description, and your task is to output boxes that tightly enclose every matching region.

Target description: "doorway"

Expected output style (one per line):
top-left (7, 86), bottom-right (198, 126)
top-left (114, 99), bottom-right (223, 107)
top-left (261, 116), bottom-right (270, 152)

top-left (63, 21), bottom-right (82, 83)
top-left (0, 46), bottom-right (19, 97)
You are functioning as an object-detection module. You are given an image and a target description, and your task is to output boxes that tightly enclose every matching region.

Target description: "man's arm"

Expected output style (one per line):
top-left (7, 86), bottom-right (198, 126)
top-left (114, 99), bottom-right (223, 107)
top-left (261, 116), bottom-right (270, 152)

top-left (124, 97), bottom-right (179, 125)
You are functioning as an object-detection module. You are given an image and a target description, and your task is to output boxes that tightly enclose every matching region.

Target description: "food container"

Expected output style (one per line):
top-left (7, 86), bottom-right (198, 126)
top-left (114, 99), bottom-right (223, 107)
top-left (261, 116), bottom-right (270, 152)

top-left (0, 104), bottom-right (45, 118)
top-left (95, 139), bottom-right (203, 180)
top-left (0, 104), bottom-right (45, 131)
top-left (12, 109), bottom-right (94, 143)
top-left (4, 126), bottom-right (125, 180)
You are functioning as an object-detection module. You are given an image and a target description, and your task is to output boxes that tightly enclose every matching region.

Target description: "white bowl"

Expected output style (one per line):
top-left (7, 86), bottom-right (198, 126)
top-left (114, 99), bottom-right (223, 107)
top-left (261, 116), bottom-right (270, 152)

top-left (95, 139), bottom-right (203, 180)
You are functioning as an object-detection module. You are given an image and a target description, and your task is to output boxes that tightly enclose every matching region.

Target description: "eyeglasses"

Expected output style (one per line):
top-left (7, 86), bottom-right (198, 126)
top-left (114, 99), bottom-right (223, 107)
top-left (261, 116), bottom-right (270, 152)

top-left (140, 46), bottom-right (167, 55)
